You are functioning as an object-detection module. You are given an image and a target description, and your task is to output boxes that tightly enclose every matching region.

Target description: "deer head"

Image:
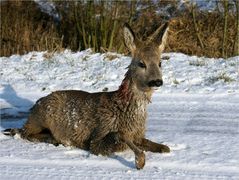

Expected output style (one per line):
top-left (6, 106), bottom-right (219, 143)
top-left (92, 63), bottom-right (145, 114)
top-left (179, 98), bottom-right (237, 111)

top-left (123, 22), bottom-right (169, 92)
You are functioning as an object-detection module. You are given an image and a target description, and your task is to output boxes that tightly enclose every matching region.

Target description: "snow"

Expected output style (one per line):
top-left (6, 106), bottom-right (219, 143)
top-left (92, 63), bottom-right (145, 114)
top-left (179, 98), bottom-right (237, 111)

top-left (34, 0), bottom-right (60, 22)
top-left (0, 50), bottom-right (239, 179)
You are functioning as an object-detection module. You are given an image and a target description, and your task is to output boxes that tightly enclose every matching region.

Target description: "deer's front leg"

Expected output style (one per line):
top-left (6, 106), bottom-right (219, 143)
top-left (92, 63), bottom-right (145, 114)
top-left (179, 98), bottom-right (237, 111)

top-left (118, 135), bottom-right (145, 170)
top-left (136, 138), bottom-right (170, 153)
top-left (90, 130), bottom-right (113, 156)
top-left (89, 120), bottom-right (119, 156)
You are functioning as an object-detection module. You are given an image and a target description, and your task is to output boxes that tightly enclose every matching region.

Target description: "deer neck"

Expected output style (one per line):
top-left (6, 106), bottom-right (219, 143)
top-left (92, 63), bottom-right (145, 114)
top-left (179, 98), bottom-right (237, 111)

top-left (117, 71), bottom-right (153, 104)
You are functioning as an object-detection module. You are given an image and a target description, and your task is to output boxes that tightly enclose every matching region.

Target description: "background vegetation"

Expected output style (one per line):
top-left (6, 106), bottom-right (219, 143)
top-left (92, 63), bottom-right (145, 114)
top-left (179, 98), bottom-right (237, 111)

top-left (0, 0), bottom-right (238, 58)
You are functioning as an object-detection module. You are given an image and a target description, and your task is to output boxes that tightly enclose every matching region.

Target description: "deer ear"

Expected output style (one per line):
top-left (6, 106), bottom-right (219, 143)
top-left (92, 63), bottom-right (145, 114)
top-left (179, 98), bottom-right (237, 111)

top-left (148, 22), bottom-right (169, 52)
top-left (158, 23), bottom-right (169, 52)
top-left (123, 23), bottom-right (136, 52)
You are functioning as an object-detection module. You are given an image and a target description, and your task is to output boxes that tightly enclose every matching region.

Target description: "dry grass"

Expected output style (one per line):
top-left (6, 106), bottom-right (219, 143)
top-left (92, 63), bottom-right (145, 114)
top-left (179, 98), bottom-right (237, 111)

top-left (0, 1), bottom-right (237, 58)
top-left (207, 72), bottom-right (235, 84)
top-left (167, 11), bottom-right (237, 58)
top-left (0, 1), bottom-right (62, 56)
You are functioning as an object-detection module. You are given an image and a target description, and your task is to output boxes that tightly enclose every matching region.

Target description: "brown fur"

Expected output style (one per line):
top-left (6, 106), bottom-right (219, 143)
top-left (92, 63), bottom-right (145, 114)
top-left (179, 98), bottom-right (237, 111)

top-left (5, 23), bottom-right (170, 169)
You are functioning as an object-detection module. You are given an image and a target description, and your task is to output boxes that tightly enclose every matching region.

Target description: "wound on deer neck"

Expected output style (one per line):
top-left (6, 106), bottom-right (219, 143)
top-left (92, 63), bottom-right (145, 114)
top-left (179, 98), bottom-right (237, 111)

top-left (118, 77), bottom-right (133, 103)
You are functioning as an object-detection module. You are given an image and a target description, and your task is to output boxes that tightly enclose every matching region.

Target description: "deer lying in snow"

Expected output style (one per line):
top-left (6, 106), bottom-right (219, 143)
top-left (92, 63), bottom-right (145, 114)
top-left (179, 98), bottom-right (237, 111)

top-left (4, 22), bottom-right (170, 169)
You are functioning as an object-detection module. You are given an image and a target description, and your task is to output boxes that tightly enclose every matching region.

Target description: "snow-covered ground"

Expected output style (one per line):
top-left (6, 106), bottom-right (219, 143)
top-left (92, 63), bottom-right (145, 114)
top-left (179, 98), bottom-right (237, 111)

top-left (0, 50), bottom-right (239, 179)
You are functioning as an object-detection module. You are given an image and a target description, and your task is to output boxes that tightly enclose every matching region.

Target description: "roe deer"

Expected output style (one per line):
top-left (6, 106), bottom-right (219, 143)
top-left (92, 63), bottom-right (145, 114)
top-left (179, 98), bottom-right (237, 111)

top-left (4, 22), bottom-right (170, 169)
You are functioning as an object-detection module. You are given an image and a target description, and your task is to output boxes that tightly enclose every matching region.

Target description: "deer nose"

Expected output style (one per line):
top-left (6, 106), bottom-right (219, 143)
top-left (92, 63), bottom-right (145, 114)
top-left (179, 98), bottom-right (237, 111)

top-left (148, 79), bottom-right (163, 87)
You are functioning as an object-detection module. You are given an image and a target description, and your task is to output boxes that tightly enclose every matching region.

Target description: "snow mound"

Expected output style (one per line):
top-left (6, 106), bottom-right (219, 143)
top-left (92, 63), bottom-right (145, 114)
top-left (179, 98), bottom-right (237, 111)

top-left (1, 49), bottom-right (238, 95)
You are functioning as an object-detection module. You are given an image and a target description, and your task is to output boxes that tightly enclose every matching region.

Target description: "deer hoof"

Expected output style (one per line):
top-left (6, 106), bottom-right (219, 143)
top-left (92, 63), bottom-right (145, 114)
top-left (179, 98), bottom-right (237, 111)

top-left (159, 144), bottom-right (170, 153)
top-left (135, 151), bottom-right (145, 170)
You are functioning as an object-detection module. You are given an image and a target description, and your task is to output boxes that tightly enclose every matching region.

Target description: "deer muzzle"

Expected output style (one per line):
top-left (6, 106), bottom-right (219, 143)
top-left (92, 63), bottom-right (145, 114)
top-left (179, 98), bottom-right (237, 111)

top-left (148, 79), bottom-right (163, 87)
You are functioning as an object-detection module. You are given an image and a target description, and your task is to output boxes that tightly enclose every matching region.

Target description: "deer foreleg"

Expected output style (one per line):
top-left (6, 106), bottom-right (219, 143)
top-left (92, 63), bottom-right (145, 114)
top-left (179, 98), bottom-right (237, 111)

top-left (90, 129), bottom-right (120, 156)
top-left (136, 138), bottom-right (170, 153)
top-left (118, 135), bottom-right (145, 170)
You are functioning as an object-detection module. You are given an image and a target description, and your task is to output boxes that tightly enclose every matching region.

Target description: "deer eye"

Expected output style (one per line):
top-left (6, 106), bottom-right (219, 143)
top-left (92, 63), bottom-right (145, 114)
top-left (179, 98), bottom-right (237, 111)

top-left (138, 61), bottom-right (146, 68)
top-left (158, 62), bottom-right (162, 67)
